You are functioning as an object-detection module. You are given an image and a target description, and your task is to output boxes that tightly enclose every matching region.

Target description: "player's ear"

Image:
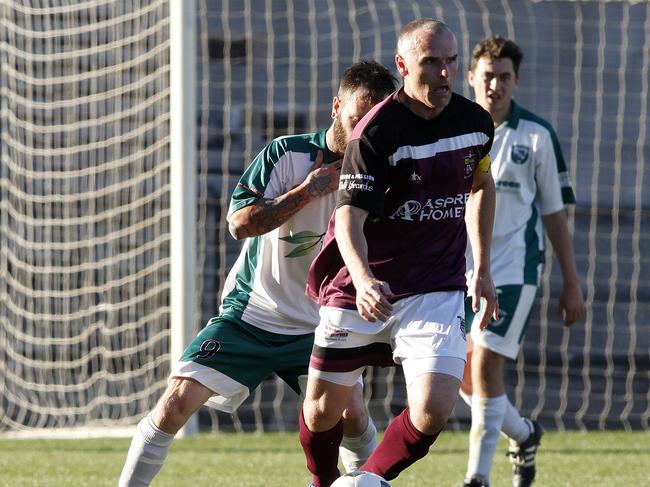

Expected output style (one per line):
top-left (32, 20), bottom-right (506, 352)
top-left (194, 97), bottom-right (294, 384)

top-left (395, 53), bottom-right (408, 76)
top-left (467, 69), bottom-right (475, 87)
top-left (331, 96), bottom-right (341, 119)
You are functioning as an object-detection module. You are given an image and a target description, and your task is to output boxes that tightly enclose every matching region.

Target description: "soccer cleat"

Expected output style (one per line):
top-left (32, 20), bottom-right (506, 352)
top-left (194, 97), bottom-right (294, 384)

top-left (507, 419), bottom-right (544, 487)
top-left (462, 476), bottom-right (490, 487)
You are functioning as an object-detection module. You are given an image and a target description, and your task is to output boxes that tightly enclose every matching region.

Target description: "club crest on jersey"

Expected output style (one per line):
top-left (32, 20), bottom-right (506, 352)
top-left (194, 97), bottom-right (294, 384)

top-left (409, 171), bottom-right (422, 183)
top-left (510, 144), bottom-right (530, 164)
top-left (463, 152), bottom-right (476, 178)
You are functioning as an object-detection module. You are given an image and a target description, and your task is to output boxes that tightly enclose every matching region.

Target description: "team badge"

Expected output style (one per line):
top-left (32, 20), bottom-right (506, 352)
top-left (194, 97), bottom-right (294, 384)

top-left (463, 152), bottom-right (476, 178)
top-left (510, 144), bottom-right (530, 164)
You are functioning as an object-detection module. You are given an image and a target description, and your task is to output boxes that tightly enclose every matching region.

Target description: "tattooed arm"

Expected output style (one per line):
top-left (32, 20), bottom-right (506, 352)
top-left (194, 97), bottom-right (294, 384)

top-left (228, 151), bottom-right (342, 240)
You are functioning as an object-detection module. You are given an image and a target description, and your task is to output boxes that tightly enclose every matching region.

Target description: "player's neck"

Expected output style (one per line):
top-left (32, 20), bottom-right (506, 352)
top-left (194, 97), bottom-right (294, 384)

top-left (399, 89), bottom-right (444, 120)
top-left (488, 103), bottom-right (512, 127)
top-left (324, 126), bottom-right (343, 157)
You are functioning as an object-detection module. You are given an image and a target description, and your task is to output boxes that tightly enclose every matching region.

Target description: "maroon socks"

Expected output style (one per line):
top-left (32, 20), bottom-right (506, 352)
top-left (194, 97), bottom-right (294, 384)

top-left (361, 407), bottom-right (440, 480)
top-left (299, 408), bottom-right (343, 487)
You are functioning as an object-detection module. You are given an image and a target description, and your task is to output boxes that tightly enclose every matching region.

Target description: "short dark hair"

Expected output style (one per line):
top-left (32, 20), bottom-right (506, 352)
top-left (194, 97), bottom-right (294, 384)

top-left (397, 19), bottom-right (451, 56)
top-left (338, 60), bottom-right (396, 103)
top-left (471, 35), bottom-right (524, 76)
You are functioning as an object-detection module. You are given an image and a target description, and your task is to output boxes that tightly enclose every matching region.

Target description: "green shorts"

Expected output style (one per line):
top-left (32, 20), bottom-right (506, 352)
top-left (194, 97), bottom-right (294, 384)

top-left (465, 284), bottom-right (537, 360)
top-left (170, 314), bottom-right (314, 412)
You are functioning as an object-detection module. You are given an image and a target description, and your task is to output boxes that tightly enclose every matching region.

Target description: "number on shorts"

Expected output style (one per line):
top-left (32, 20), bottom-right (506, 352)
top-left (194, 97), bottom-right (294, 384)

top-left (197, 339), bottom-right (220, 359)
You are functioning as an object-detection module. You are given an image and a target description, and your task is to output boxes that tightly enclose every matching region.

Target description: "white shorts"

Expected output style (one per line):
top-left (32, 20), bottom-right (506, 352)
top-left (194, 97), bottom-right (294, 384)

top-left (309, 291), bottom-right (467, 387)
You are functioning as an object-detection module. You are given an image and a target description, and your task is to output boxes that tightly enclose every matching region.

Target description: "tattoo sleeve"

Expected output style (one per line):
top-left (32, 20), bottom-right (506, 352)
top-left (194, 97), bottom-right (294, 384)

top-left (230, 166), bottom-right (338, 239)
top-left (229, 186), bottom-right (314, 239)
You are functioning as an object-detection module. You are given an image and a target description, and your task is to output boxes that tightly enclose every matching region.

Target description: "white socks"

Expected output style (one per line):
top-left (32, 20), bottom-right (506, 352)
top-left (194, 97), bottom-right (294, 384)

top-left (460, 391), bottom-right (531, 444)
top-left (501, 405), bottom-right (532, 444)
top-left (119, 414), bottom-right (175, 487)
top-left (466, 394), bottom-right (508, 482)
top-left (339, 417), bottom-right (378, 473)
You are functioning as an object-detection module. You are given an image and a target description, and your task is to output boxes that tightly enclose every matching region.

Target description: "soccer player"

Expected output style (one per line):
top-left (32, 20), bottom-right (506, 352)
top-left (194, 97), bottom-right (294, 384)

top-left (118, 60), bottom-right (396, 487)
top-left (299, 19), bottom-right (498, 487)
top-left (460, 36), bottom-right (585, 487)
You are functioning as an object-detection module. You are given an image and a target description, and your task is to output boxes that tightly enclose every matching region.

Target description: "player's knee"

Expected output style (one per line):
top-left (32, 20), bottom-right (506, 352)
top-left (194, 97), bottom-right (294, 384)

top-left (303, 398), bottom-right (342, 432)
top-left (410, 405), bottom-right (449, 435)
top-left (341, 404), bottom-right (368, 437)
top-left (342, 385), bottom-right (365, 416)
top-left (409, 392), bottom-right (455, 435)
top-left (151, 383), bottom-right (199, 433)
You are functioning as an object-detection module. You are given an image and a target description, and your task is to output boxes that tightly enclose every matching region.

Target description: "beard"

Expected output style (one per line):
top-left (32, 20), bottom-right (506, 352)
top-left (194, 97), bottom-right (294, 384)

top-left (331, 115), bottom-right (348, 156)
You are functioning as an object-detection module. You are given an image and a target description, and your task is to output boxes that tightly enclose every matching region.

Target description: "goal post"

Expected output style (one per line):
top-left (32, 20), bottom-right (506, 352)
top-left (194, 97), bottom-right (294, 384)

top-left (169, 0), bottom-right (199, 438)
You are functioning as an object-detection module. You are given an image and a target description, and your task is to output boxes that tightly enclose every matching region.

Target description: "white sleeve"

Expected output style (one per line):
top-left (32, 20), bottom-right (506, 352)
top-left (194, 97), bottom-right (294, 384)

top-left (534, 129), bottom-right (566, 215)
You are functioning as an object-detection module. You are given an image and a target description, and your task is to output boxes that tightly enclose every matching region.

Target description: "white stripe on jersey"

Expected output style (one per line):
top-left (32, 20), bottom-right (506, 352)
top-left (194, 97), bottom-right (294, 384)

top-left (388, 131), bottom-right (490, 166)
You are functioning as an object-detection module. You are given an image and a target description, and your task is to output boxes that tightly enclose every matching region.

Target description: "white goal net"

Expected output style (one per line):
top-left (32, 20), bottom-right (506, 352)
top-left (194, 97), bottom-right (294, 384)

top-left (0, 1), bottom-right (174, 435)
top-left (1, 0), bottom-right (648, 437)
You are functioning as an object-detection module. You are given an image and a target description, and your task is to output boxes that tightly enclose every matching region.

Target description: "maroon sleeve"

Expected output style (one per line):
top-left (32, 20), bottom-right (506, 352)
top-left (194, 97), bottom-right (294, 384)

top-left (336, 129), bottom-right (390, 216)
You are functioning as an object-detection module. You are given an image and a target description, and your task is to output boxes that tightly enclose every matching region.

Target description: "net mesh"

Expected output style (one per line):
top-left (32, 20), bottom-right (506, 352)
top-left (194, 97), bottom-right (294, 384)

top-left (1, 0), bottom-right (648, 436)
top-left (0, 0), bottom-right (173, 433)
top-left (199, 0), bottom-right (650, 433)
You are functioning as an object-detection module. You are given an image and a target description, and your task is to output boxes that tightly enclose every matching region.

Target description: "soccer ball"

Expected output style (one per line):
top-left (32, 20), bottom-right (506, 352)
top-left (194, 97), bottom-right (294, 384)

top-left (330, 471), bottom-right (391, 487)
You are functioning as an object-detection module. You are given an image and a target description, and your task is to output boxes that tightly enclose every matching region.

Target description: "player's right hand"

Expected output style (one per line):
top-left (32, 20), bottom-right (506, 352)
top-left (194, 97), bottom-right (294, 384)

top-left (303, 150), bottom-right (342, 197)
top-left (469, 269), bottom-right (498, 331)
top-left (559, 281), bottom-right (585, 327)
top-left (355, 277), bottom-right (394, 322)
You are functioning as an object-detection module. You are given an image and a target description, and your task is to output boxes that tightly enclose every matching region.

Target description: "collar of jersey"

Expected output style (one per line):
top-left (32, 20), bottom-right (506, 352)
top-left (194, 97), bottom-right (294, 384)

top-left (502, 100), bottom-right (522, 130)
top-left (311, 129), bottom-right (338, 164)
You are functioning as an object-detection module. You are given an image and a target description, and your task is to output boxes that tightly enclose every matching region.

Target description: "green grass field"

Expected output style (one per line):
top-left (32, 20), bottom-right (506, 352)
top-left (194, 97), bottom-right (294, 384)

top-left (1, 431), bottom-right (648, 486)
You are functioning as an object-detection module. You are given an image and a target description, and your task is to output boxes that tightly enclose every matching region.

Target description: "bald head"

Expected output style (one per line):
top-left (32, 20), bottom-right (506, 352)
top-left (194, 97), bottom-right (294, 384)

top-left (397, 19), bottom-right (454, 57)
top-left (394, 18), bottom-right (458, 119)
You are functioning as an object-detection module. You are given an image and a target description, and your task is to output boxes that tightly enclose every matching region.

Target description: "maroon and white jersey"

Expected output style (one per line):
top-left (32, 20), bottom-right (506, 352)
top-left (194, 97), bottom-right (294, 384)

top-left (306, 90), bottom-right (494, 309)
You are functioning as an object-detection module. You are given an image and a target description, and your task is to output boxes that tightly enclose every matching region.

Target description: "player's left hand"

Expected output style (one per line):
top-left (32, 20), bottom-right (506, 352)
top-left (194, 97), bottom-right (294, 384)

top-left (303, 150), bottom-right (342, 197)
top-left (558, 281), bottom-right (585, 327)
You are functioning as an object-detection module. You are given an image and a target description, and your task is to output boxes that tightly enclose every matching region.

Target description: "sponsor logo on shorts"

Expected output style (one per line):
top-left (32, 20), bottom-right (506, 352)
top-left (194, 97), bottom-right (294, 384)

top-left (491, 309), bottom-right (508, 328)
top-left (458, 315), bottom-right (466, 341)
top-left (323, 322), bottom-right (349, 341)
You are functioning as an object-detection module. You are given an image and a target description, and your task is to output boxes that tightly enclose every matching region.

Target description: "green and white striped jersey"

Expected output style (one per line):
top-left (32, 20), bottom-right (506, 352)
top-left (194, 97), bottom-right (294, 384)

top-left (220, 130), bottom-right (337, 334)
top-left (467, 101), bottom-right (576, 287)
